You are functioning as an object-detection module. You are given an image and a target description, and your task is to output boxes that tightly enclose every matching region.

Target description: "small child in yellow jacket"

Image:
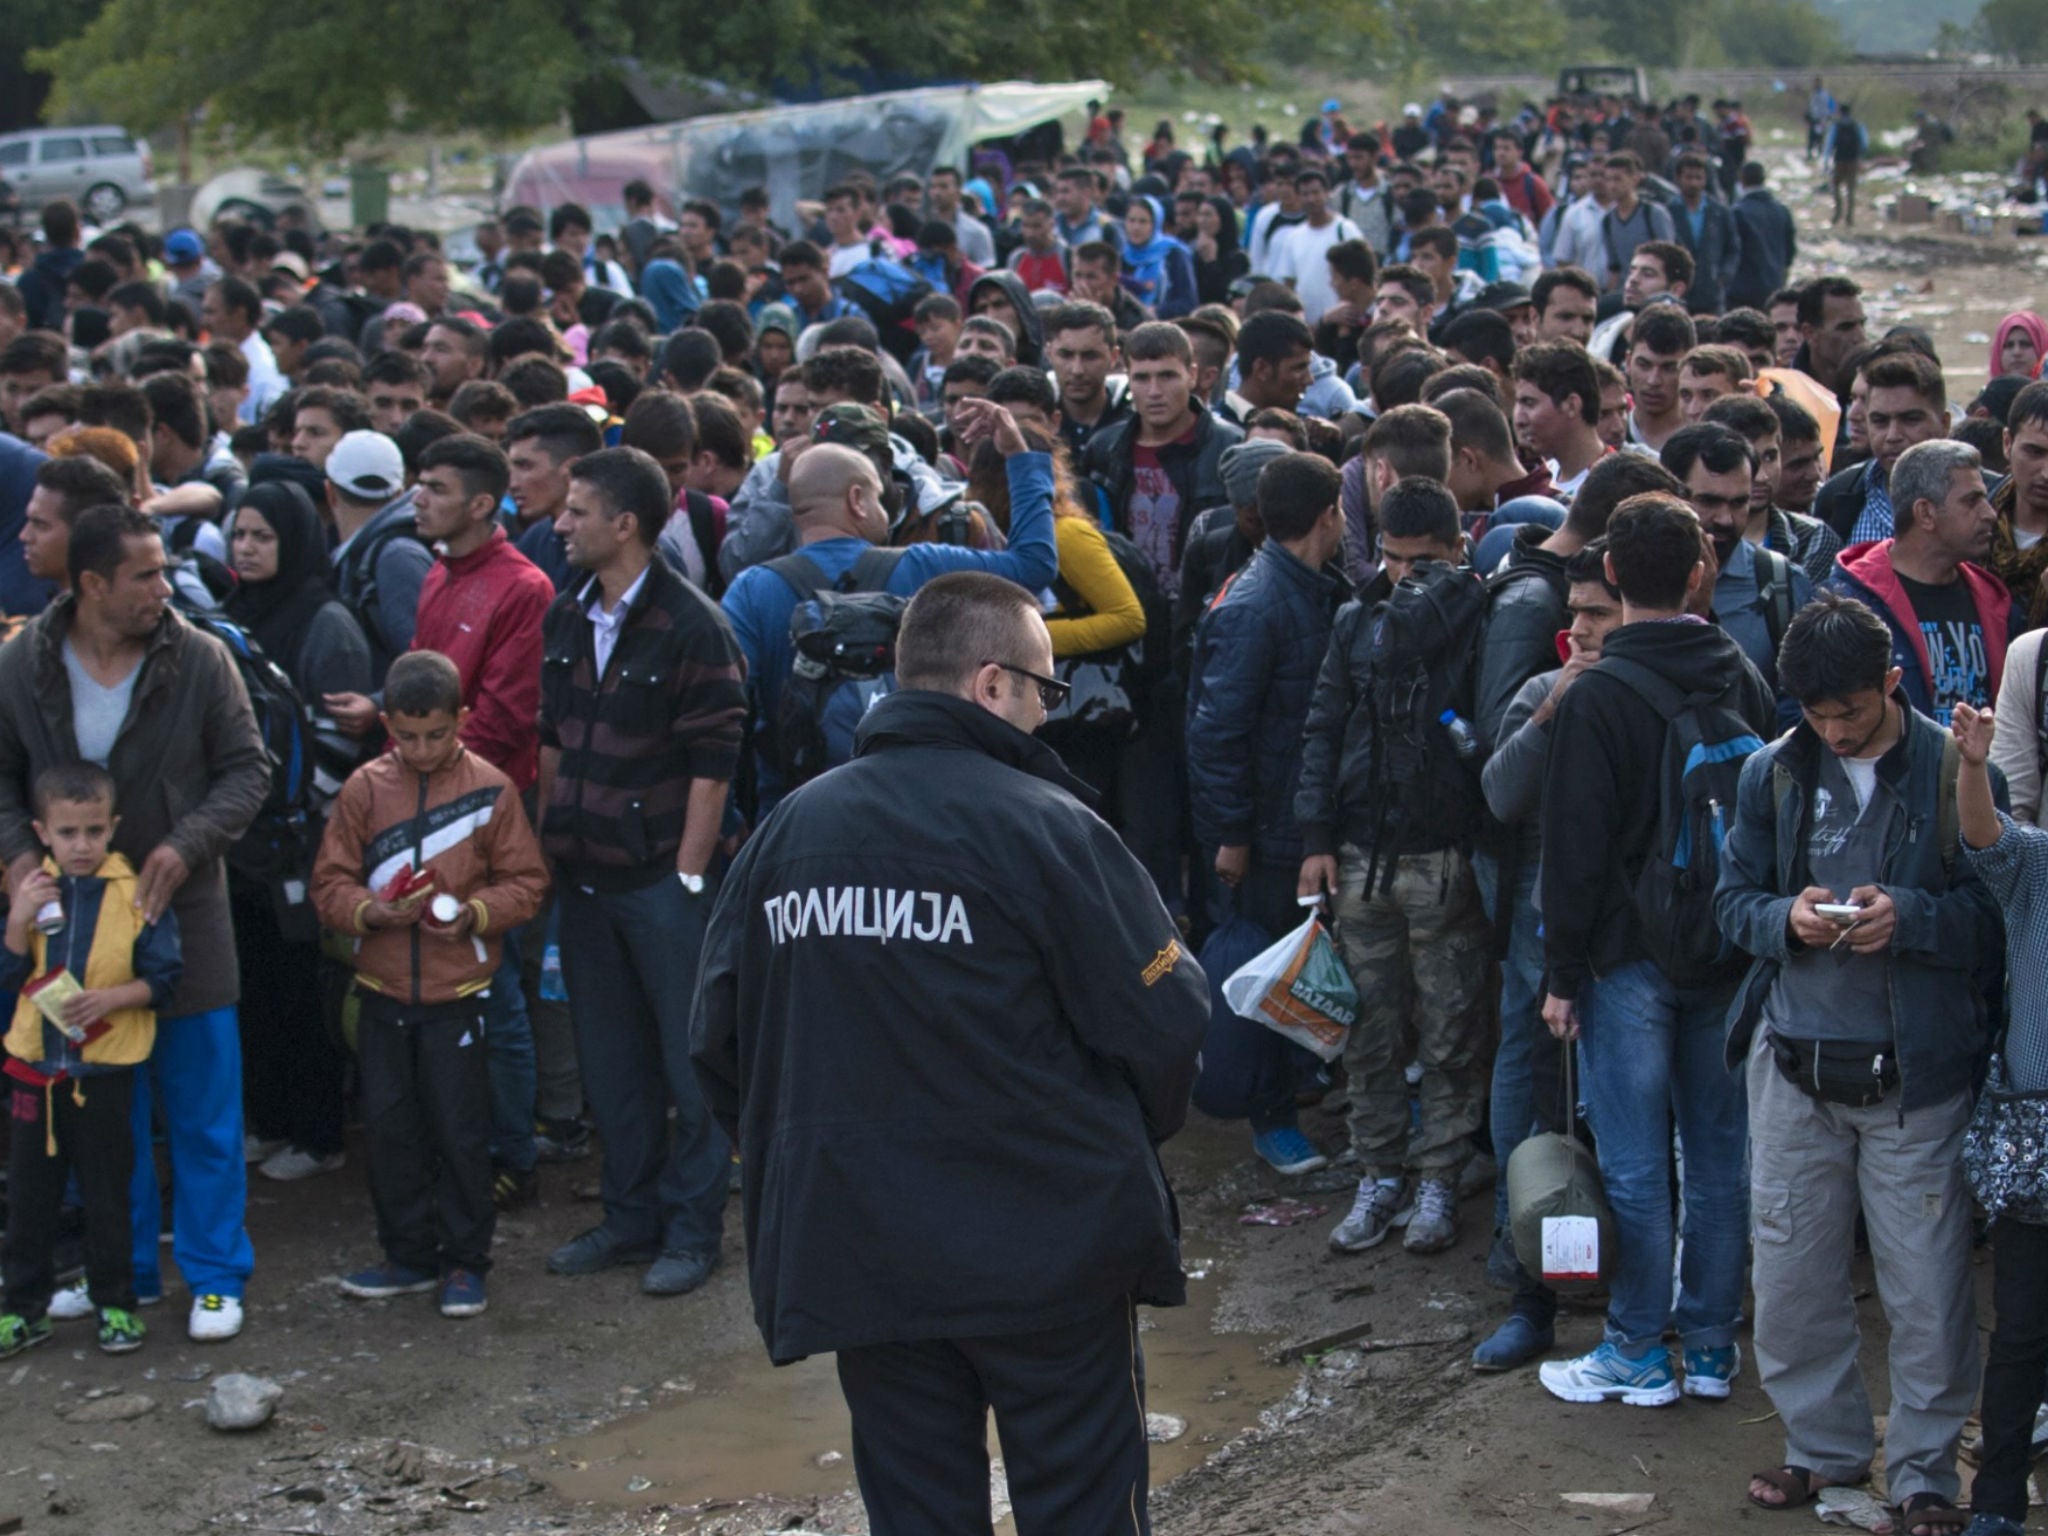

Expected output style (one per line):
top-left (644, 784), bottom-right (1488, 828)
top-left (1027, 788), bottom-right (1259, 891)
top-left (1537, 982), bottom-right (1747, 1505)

top-left (1, 762), bottom-right (182, 1359)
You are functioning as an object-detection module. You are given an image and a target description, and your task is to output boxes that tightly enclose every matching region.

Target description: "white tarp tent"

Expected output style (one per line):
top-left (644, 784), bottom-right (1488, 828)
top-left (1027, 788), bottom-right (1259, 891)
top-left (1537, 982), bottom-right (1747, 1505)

top-left (501, 80), bottom-right (1107, 229)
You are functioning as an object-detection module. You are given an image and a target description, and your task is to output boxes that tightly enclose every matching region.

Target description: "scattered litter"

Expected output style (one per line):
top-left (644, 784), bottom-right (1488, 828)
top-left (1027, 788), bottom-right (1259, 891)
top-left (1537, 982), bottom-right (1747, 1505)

top-left (1559, 1491), bottom-right (1655, 1514)
top-left (625, 1475), bottom-right (653, 1492)
top-left (1741, 1409), bottom-right (1782, 1425)
top-left (1146, 1413), bottom-right (1187, 1444)
top-left (1239, 1199), bottom-right (1327, 1227)
top-left (814, 1449), bottom-right (844, 1468)
top-left (170, 1364), bottom-right (211, 1384)
top-left (206, 1374), bottom-right (283, 1432)
top-left (1816, 1485), bottom-right (1896, 1532)
top-left (59, 1392), bottom-right (154, 1424)
top-left (1965, 331), bottom-right (1992, 344)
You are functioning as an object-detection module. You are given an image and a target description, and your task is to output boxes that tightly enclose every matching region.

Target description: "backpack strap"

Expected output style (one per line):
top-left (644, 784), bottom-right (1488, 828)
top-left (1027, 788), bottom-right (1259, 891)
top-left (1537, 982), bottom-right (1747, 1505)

top-left (842, 547), bottom-right (908, 593)
top-left (1753, 545), bottom-right (1796, 660)
top-left (1596, 653), bottom-right (1689, 720)
top-left (1937, 730), bottom-right (1960, 880)
top-left (766, 552), bottom-right (832, 601)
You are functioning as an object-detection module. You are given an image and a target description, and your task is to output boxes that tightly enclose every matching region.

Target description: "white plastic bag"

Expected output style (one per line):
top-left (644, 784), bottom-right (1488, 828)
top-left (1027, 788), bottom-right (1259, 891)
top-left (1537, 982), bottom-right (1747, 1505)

top-left (1221, 907), bottom-right (1359, 1061)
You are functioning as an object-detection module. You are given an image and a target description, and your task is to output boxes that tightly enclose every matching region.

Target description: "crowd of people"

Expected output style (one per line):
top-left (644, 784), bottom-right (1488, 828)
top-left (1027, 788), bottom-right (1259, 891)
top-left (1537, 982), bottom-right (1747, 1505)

top-left (0, 82), bottom-right (2045, 1536)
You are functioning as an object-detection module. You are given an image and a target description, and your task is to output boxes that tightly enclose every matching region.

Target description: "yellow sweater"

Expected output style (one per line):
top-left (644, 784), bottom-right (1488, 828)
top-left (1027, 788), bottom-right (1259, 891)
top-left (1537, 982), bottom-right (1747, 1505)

top-left (1047, 517), bottom-right (1148, 658)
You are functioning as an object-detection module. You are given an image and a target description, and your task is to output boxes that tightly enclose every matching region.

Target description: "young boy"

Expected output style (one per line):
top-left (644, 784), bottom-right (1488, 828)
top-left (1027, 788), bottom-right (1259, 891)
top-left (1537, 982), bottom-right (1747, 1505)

top-left (1, 762), bottom-right (182, 1358)
top-left (910, 293), bottom-right (963, 413)
top-left (312, 651), bottom-right (547, 1319)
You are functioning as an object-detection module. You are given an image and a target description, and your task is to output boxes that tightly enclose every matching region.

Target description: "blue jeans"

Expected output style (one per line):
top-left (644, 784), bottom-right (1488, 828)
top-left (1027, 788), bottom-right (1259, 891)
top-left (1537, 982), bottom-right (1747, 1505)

top-left (558, 875), bottom-right (729, 1255)
top-left (1579, 958), bottom-right (1748, 1354)
top-left (484, 925), bottom-right (537, 1173)
top-left (130, 1006), bottom-right (254, 1299)
top-left (1475, 853), bottom-right (1544, 1229)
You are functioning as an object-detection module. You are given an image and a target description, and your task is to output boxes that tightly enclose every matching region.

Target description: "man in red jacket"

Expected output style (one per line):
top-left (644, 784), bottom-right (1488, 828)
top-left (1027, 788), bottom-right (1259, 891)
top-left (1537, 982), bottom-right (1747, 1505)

top-left (409, 432), bottom-right (555, 1205)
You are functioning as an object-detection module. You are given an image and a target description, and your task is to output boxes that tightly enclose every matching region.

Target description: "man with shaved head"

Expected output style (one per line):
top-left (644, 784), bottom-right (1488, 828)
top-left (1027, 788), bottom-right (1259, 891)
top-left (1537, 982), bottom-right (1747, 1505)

top-left (719, 397), bottom-right (1062, 814)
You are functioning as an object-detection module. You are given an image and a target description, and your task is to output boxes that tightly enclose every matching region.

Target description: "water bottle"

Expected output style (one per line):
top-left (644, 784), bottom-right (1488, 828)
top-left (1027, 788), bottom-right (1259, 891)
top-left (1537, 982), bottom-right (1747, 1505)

top-left (1439, 710), bottom-right (1480, 760)
top-left (539, 940), bottom-right (567, 1002)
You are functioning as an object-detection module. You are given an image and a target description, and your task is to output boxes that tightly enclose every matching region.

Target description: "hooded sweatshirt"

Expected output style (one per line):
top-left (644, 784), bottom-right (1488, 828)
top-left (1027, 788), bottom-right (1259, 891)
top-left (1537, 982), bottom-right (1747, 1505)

top-left (1826, 539), bottom-right (2020, 723)
top-left (964, 270), bottom-right (1045, 368)
top-left (1539, 617), bottom-right (1774, 1000)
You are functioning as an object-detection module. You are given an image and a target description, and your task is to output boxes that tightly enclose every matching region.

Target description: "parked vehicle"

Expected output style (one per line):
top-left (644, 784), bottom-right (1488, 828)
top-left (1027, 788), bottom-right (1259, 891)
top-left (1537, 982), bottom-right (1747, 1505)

top-left (0, 126), bottom-right (155, 224)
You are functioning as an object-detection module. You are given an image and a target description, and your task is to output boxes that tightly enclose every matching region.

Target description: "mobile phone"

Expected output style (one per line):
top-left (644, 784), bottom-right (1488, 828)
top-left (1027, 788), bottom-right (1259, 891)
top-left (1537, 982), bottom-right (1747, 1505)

top-left (1815, 902), bottom-right (1863, 923)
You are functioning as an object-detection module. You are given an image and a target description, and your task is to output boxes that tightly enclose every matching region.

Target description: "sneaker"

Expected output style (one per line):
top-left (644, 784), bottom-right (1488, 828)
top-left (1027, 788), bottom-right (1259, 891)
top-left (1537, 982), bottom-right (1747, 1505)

top-left (96, 1308), bottom-right (145, 1354)
top-left (1538, 1341), bottom-right (1680, 1407)
top-left (547, 1226), bottom-right (658, 1276)
top-left (259, 1146), bottom-right (345, 1182)
top-left (2031, 1403), bottom-right (2048, 1457)
top-left (48, 1280), bottom-right (93, 1321)
top-left (0, 1313), bottom-right (52, 1358)
top-left (243, 1134), bottom-right (286, 1165)
top-left (534, 1117), bottom-right (592, 1163)
top-left (1682, 1343), bottom-right (1742, 1400)
top-left (1329, 1178), bottom-right (1407, 1254)
top-left (1472, 1310), bottom-right (1555, 1373)
top-left (437, 1269), bottom-right (487, 1318)
top-left (339, 1262), bottom-right (438, 1300)
top-left (188, 1294), bottom-right (243, 1342)
top-left (493, 1166), bottom-right (539, 1211)
top-left (642, 1248), bottom-right (720, 1297)
top-left (1251, 1125), bottom-right (1329, 1177)
top-left (1403, 1178), bottom-right (1459, 1254)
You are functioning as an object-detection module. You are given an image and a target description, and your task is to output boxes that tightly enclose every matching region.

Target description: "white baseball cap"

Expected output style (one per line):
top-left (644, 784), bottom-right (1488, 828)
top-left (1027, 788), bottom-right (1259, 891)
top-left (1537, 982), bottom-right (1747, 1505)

top-left (325, 430), bottom-right (405, 502)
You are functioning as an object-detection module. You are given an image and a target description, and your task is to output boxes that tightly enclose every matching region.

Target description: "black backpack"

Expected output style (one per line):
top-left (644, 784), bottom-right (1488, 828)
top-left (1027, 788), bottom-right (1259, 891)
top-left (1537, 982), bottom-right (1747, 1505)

top-left (337, 508), bottom-right (426, 664)
top-left (1354, 560), bottom-right (1491, 895)
top-left (1601, 657), bottom-right (1768, 989)
top-left (767, 548), bottom-right (909, 787)
top-left (1753, 544), bottom-right (1797, 661)
top-left (172, 603), bottom-right (319, 884)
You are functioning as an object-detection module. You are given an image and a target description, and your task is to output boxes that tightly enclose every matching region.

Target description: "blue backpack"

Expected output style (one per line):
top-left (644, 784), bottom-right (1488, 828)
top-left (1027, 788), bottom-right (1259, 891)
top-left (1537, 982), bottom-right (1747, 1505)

top-left (837, 256), bottom-right (935, 362)
top-left (1601, 657), bottom-right (1765, 989)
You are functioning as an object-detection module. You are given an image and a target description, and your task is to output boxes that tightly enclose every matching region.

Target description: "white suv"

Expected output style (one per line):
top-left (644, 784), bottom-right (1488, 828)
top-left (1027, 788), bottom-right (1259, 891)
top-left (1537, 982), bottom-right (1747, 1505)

top-left (0, 126), bottom-right (156, 224)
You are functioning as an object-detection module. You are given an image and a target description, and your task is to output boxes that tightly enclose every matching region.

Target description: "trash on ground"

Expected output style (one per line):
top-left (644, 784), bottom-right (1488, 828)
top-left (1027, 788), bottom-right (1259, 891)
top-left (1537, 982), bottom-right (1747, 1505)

top-left (1146, 1413), bottom-right (1188, 1443)
top-left (206, 1374), bottom-right (283, 1432)
top-left (1239, 1199), bottom-right (1327, 1226)
top-left (1816, 1485), bottom-right (1896, 1532)
top-left (1559, 1491), bottom-right (1655, 1513)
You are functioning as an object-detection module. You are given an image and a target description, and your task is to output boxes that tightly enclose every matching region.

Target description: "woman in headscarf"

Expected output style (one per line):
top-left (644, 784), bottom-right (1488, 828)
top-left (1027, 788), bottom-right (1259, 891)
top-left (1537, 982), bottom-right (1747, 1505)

top-left (639, 237), bottom-right (701, 332)
top-left (752, 304), bottom-right (798, 385)
top-left (1193, 195), bottom-right (1249, 307)
top-left (224, 480), bottom-right (372, 1185)
top-left (1992, 310), bottom-right (2048, 379)
top-left (1121, 196), bottom-right (1198, 320)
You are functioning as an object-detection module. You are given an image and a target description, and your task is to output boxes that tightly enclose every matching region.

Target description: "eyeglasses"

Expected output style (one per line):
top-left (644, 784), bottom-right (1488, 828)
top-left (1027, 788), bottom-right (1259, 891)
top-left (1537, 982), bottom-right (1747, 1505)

top-left (983, 660), bottom-right (1070, 711)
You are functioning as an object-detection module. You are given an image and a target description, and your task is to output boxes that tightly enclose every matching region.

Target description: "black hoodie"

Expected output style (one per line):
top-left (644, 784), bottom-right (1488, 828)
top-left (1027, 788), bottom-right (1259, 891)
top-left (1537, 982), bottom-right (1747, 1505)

top-left (966, 269), bottom-right (1044, 368)
top-left (1538, 618), bottom-right (1773, 1000)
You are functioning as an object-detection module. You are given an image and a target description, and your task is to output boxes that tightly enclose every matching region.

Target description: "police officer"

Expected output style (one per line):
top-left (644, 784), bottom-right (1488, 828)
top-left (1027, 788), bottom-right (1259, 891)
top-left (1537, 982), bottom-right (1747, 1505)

top-left (692, 571), bottom-right (1209, 1536)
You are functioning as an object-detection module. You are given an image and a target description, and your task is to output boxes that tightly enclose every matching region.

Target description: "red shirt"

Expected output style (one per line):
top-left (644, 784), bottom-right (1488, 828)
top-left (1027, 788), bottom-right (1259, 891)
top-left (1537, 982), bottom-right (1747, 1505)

top-left (1012, 249), bottom-right (1069, 294)
top-left (1496, 168), bottom-right (1554, 223)
top-left (411, 526), bottom-right (554, 791)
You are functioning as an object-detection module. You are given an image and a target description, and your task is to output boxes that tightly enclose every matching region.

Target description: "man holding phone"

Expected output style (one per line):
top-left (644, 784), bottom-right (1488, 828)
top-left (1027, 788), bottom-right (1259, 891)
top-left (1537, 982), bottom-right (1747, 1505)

top-left (1715, 589), bottom-right (2003, 1534)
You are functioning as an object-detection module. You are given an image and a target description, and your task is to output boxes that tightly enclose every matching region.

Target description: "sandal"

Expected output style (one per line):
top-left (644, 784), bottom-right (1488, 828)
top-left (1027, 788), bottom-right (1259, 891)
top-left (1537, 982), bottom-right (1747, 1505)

top-left (1896, 1493), bottom-right (1968, 1536)
top-left (1747, 1466), bottom-right (1823, 1511)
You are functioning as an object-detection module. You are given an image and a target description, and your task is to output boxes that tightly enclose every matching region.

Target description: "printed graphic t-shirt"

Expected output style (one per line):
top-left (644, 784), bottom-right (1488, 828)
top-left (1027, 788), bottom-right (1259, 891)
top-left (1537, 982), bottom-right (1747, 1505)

top-left (1897, 571), bottom-right (1988, 725)
top-left (1128, 427), bottom-right (1196, 600)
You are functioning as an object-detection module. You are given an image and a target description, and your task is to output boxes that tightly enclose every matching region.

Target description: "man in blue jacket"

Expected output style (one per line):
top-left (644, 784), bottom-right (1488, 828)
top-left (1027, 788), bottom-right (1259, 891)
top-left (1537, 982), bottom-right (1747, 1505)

top-left (1666, 153), bottom-right (1742, 315)
top-left (0, 432), bottom-right (54, 619)
top-left (1185, 451), bottom-right (1347, 1176)
top-left (720, 399), bottom-right (1059, 813)
top-left (1728, 163), bottom-right (1797, 311)
top-left (693, 571), bottom-right (1207, 1536)
top-left (1715, 591), bottom-right (2001, 1529)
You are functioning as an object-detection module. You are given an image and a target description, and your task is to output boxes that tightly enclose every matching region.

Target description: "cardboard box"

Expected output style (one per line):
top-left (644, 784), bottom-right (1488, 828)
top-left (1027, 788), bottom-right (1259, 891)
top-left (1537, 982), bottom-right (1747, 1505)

top-left (1892, 193), bottom-right (1933, 225)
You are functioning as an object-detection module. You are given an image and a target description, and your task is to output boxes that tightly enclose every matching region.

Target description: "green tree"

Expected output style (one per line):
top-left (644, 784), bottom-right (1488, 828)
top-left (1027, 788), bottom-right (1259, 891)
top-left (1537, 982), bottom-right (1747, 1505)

top-left (1980, 0), bottom-right (2048, 63)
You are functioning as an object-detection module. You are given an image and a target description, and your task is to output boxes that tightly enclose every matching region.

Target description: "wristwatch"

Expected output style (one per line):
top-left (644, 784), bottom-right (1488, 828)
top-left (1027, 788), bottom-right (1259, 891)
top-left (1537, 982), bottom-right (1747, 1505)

top-left (678, 872), bottom-right (706, 895)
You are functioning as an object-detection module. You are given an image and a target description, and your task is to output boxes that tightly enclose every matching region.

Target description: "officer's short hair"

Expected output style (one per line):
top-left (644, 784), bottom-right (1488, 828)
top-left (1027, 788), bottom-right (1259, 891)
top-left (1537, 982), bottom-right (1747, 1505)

top-left (896, 573), bottom-right (1041, 696)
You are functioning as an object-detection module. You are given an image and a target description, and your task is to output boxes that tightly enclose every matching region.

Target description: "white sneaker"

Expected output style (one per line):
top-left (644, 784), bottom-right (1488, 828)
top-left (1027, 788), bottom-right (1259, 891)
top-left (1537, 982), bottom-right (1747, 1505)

top-left (244, 1134), bottom-right (287, 1165)
top-left (189, 1294), bottom-right (243, 1342)
top-left (259, 1146), bottom-right (345, 1182)
top-left (48, 1280), bottom-right (93, 1321)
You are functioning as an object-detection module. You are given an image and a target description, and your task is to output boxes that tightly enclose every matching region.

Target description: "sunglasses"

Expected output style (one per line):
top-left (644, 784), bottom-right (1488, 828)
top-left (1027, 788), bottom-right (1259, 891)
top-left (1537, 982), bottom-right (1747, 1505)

top-left (984, 660), bottom-right (1070, 711)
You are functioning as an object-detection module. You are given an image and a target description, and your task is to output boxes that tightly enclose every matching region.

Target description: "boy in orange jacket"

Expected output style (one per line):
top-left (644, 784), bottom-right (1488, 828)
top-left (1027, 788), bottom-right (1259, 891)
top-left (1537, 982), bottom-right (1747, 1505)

top-left (312, 651), bottom-right (547, 1319)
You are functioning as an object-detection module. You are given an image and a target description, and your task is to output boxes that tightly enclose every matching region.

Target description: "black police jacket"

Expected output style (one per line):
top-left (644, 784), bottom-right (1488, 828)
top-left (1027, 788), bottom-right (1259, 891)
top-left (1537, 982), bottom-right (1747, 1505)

top-left (691, 690), bottom-right (1209, 1363)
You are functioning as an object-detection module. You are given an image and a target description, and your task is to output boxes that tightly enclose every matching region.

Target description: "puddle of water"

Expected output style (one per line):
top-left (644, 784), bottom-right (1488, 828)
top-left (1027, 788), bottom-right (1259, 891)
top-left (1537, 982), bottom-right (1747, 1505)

top-left (541, 1267), bottom-right (1284, 1526)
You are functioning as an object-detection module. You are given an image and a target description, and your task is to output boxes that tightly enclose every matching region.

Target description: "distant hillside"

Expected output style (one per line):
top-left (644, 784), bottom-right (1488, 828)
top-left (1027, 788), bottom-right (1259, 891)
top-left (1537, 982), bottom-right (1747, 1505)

top-left (1812, 0), bottom-right (1978, 52)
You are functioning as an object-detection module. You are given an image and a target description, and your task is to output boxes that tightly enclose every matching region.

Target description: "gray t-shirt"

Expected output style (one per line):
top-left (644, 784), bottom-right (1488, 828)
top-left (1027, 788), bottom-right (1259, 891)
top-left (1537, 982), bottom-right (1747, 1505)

top-left (62, 639), bottom-right (141, 767)
top-left (1764, 748), bottom-right (1893, 1045)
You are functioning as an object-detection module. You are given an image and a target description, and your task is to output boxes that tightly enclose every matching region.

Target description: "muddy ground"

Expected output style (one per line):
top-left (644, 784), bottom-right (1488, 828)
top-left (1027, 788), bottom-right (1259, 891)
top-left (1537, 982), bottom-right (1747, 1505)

top-left (5, 152), bottom-right (2047, 1536)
